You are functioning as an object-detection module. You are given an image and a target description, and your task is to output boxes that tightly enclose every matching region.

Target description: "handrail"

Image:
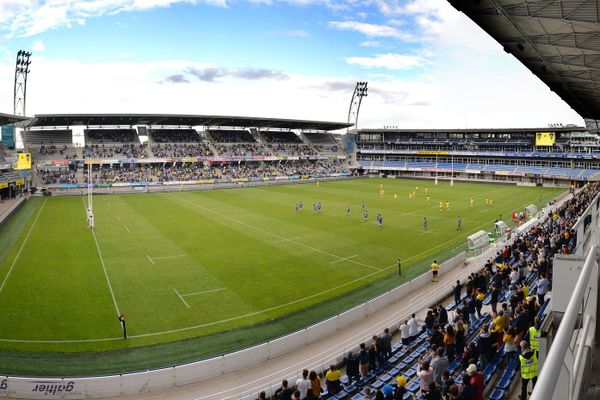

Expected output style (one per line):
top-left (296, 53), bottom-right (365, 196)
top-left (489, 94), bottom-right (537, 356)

top-left (571, 191), bottom-right (600, 252)
top-left (530, 245), bottom-right (598, 400)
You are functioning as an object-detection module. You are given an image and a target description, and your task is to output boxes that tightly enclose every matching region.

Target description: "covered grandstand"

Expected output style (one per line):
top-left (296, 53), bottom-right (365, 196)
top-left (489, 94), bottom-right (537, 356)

top-left (22, 113), bottom-right (353, 189)
top-left (356, 127), bottom-right (600, 183)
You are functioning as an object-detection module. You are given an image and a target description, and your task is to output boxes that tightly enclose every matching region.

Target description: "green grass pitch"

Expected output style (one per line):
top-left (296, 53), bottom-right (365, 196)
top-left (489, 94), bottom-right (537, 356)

top-left (0, 178), bottom-right (562, 375)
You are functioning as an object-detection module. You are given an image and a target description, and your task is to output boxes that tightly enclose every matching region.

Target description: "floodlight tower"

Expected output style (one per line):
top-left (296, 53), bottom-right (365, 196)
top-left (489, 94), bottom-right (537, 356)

top-left (13, 50), bottom-right (32, 149)
top-left (346, 82), bottom-right (368, 165)
top-left (14, 50), bottom-right (32, 117)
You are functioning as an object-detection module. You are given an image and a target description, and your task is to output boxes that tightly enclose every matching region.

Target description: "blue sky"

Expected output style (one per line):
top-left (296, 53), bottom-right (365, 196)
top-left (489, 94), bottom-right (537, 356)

top-left (0, 0), bottom-right (585, 128)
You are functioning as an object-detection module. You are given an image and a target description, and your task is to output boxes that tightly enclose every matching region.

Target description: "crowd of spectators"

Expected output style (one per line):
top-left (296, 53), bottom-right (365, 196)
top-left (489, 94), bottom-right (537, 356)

top-left (151, 143), bottom-right (212, 158)
top-left (215, 143), bottom-right (319, 158)
top-left (31, 145), bottom-right (78, 159)
top-left (86, 129), bottom-right (138, 143)
top-left (82, 160), bottom-right (350, 184)
top-left (261, 131), bottom-right (303, 144)
top-left (258, 182), bottom-right (600, 400)
top-left (85, 164), bottom-right (217, 184)
top-left (38, 169), bottom-right (77, 185)
top-left (84, 144), bottom-right (148, 159)
top-left (208, 130), bottom-right (256, 143)
top-left (150, 129), bottom-right (200, 143)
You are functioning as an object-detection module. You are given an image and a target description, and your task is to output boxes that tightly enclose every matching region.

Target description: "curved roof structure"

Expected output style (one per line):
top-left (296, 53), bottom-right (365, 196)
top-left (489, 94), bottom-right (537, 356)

top-left (450, 0), bottom-right (600, 120)
top-left (27, 113), bottom-right (352, 131)
top-left (0, 113), bottom-right (30, 126)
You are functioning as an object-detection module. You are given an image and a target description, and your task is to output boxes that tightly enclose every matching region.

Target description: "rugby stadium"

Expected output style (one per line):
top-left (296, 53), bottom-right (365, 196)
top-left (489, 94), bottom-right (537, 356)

top-left (0, 1), bottom-right (599, 400)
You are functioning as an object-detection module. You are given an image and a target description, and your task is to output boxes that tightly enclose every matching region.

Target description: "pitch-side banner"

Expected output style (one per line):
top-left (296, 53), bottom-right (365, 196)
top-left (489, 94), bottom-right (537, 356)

top-left (535, 132), bottom-right (556, 146)
top-left (15, 153), bottom-right (31, 170)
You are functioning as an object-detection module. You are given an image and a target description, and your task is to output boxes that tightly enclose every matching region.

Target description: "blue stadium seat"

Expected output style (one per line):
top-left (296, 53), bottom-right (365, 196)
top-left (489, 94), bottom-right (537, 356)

top-left (489, 388), bottom-right (505, 400)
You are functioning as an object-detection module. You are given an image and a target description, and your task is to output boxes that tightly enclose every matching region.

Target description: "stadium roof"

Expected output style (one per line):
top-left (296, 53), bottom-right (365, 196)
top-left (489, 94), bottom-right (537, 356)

top-left (450, 0), bottom-right (600, 120)
top-left (0, 113), bottom-right (30, 126)
top-left (27, 113), bottom-right (352, 131)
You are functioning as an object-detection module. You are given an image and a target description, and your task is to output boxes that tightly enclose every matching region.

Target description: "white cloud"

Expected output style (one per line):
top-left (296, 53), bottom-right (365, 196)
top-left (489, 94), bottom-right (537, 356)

top-left (345, 53), bottom-right (423, 70)
top-left (359, 40), bottom-right (383, 48)
top-left (32, 40), bottom-right (45, 52)
top-left (328, 21), bottom-right (413, 41)
top-left (0, 55), bottom-right (581, 130)
top-left (0, 0), bottom-right (227, 37)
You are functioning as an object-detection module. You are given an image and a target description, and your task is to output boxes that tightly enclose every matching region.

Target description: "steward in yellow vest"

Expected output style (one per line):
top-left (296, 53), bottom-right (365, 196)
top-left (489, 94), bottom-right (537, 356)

top-left (519, 340), bottom-right (538, 400)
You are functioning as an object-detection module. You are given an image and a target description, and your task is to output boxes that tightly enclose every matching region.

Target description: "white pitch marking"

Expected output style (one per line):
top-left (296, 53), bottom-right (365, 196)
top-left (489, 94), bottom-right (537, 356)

top-left (152, 254), bottom-right (186, 261)
top-left (123, 226), bottom-right (130, 233)
top-left (0, 216), bottom-right (496, 344)
top-left (0, 198), bottom-right (47, 295)
top-left (174, 196), bottom-right (382, 271)
top-left (146, 255), bottom-right (155, 265)
top-left (182, 287), bottom-right (226, 297)
top-left (274, 236), bottom-right (303, 244)
top-left (329, 254), bottom-right (358, 264)
top-left (174, 288), bottom-right (190, 308)
top-left (81, 197), bottom-right (121, 317)
top-left (116, 215), bottom-right (121, 221)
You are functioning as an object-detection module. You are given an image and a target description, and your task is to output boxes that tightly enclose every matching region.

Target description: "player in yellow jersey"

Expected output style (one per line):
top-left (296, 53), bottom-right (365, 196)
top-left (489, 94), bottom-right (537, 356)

top-left (425, 186), bottom-right (429, 195)
top-left (379, 189), bottom-right (385, 198)
top-left (409, 192), bottom-right (413, 200)
top-left (445, 201), bottom-right (451, 212)
top-left (489, 199), bottom-right (493, 206)
top-left (485, 198), bottom-right (489, 206)
top-left (426, 195), bottom-right (431, 204)
top-left (316, 180), bottom-right (320, 187)
top-left (439, 201), bottom-right (443, 211)
top-left (470, 198), bottom-right (474, 208)
top-left (380, 183), bottom-right (383, 190)
top-left (415, 186), bottom-right (419, 192)
top-left (394, 193), bottom-right (398, 200)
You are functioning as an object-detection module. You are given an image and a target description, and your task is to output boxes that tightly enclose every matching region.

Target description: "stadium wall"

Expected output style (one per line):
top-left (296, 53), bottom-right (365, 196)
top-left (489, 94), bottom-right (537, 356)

top-left (0, 251), bottom-right (468, 400)
top-left (0, 196), bottom-right (27, 229)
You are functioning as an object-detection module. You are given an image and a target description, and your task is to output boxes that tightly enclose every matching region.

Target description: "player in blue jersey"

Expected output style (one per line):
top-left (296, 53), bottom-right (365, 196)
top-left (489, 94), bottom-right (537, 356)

top-left (376, 213), bottom-right (383, 228)
top-left (363, 210), bottom-right (369, 223)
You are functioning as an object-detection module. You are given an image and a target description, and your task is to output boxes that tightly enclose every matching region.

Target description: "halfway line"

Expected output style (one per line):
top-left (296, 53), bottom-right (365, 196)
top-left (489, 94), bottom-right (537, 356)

top-left (0, 198), bottom-right (47, 295)
top-left (146, 255), bottom-right (155, 265)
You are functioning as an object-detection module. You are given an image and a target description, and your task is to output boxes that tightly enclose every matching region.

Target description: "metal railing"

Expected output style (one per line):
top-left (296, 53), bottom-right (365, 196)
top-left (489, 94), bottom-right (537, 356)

top-left (530, 245), bottom-right (599, 400)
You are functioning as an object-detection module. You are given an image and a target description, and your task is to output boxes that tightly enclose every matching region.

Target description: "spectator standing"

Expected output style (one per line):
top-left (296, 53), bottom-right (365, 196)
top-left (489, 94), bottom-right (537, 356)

top-left (431, 346), bottom-right (449, 384)
top-left (453, 280), bottom-right (462, 307)
top-left (274, 380), bottom-right (294, 400)
top-left (325, 365), bottom-right (341, 395)
top-left (358, 343), bottom-right (370, 378)
top-left (296, 370), bottom-right (310, 400)
top-left (536, 273), bottom-right (549, 306)
top-left (345, 351), bottom-right (360, 384)
top-left (400, 320), bottom-right (411, 345)
top-left (416, 360), bottom-right (435, 392)
top-left (308, 370), bottom-right (321, 399)
top-left (408, 314), bottom-right (420, 342)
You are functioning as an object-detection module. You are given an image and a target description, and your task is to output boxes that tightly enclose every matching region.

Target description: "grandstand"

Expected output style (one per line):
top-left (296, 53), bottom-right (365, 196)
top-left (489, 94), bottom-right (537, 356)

top-left (14, 114), bottom-right (351, 190)
top-left (356, 127), bottom-right (600, 183)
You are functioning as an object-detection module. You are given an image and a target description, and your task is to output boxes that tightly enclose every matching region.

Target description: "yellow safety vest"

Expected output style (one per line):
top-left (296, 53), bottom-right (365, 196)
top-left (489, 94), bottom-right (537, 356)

top-left (519, 352), bottom-right (538, 379)
top-left (529, 326), bottom-right (540, 351)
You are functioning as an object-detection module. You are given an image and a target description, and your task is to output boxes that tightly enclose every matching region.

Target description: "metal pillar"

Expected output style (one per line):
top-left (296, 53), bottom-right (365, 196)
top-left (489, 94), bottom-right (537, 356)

top-left (346, 82), bottom-right (368, 165)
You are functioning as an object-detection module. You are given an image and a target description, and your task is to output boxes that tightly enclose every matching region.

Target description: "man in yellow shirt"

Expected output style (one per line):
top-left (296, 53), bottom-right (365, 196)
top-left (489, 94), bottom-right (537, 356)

top-left (431, 260), bottom-right (440, 282)
top-left (491, 310), bottom-right (505, 333)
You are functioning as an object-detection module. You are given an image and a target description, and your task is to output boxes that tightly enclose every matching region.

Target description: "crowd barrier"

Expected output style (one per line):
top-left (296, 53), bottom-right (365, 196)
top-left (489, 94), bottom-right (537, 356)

top-left (0, 253), bottom-right (467, 399)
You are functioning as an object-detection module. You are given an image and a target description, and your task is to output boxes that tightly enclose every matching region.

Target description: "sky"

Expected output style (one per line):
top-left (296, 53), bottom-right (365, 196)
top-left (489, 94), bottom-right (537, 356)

top-left (0, 0), bottom-right (586, 129)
